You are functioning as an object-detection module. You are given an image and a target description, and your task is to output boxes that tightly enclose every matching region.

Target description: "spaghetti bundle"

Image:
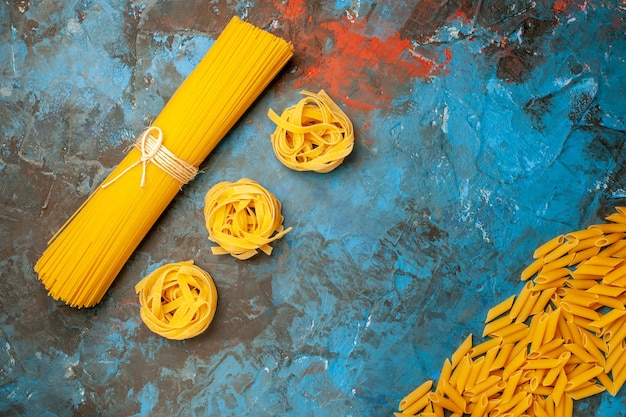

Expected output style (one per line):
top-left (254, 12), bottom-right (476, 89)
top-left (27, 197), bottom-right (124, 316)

top-left (35, 17), bottom-right (294, 308)
top-left (396, 207), bottom-right (626, 416)
top-left (204, 178), bottom-right (292, 260)
top-left (135, 261), bottom-right (217, 340)
top-left (268, 90), bottom-right (354, 173)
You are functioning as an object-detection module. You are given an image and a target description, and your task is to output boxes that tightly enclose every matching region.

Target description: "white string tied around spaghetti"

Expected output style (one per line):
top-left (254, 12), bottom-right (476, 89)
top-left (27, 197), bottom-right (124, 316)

top-left (101, 126), bottom-right (198, 189)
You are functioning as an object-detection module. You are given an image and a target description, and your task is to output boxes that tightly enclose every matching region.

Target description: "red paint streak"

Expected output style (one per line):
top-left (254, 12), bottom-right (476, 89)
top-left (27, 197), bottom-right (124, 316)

top-left (553, 0), bottom-right (571, 13)
top-left (444, 47), bottom-right (453, 64)
top-left (291, 20), bottom-right (439, 113)
top-left (284, 0), bottom-right (308, 21)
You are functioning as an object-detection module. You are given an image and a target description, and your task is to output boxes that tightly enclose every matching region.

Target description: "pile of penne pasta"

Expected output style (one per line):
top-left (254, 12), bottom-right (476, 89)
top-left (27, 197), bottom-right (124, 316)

top-left (397, 207), bottom-right (626, 417)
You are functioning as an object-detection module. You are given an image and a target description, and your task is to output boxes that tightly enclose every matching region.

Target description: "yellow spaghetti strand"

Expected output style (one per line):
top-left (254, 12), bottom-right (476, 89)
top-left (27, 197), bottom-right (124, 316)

top-left (34, 17), bottom-right (294, 308)
top-left (135, 261), bottom-right (217, 340)
top-left (204, 178), bottom-right (292, 260)
top-left (268, 90), bottom-right (354, 173)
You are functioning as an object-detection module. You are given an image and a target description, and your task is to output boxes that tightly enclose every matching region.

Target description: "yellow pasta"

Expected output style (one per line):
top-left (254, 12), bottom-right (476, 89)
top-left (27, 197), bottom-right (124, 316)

top-left (399, 380), bottom-right (433, 412)
top-left (268, 90), bottom-right (354, 173)
top-left (485, 295), bottom-right (516, 323)
top-left (135, 261), bottom-right (217, 340)
top-left (204, 178), bottom-right (292, 260)
top-left (34, 17), bottom-right (294, 308)
top-left (396, 208), bottom-right (626, 416)
top-left (534, 235), bottom-right (565, 259)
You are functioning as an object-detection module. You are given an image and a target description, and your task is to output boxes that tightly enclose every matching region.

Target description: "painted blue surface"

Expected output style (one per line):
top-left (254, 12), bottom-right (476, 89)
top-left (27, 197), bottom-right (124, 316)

top-left (0, 1), bottom-right (625, 416)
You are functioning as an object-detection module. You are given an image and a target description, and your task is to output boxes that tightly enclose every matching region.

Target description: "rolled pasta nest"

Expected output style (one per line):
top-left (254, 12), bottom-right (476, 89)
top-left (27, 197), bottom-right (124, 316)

top-left (135, 261), bottom-right (218, 340)
top-left (268, 89), bottom-right (354, 173)
top-left (204, 178), bottom-right (292, 260)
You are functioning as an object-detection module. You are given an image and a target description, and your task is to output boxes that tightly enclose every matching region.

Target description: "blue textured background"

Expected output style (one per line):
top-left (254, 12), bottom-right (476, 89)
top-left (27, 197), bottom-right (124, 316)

top-left (1, 1), bottom-right (625, 416)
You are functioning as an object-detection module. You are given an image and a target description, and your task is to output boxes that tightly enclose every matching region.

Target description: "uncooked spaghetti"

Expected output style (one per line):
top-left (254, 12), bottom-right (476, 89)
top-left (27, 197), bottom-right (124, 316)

top-left (34, 17), bottom-right (294, 308)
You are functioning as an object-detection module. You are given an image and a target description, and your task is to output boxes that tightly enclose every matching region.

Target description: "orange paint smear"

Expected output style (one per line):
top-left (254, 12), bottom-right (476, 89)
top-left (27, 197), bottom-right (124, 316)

top-left (293, 20), bottom-right (439, 113)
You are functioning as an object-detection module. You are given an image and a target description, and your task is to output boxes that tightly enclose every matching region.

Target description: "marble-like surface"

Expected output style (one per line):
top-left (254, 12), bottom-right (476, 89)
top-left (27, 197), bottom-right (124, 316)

top-left (1, 0), bottom-right (625, 416)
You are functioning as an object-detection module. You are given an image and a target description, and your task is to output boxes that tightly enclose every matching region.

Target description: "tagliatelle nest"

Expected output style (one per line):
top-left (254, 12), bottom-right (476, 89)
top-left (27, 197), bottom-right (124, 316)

top-left (268, 90), bottom-right (354, 173)
top-left (135, 261), bottom-right (217, 340)
top-left (204, 178), bottom-right (292, 260)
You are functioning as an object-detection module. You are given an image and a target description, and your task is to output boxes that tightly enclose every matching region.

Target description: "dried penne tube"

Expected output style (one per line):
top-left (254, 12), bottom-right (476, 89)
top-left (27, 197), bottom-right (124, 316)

top-left (533, 398), bottom-right (551, 417)
top-left (465, 356), bottom-right (484, 390)
top-left (566, 228), bottom-right (603, 241)
top-left (535, 268), bottom-right (572, 284)
top-left (595, 232), bottom-right (626, 247)
top-left (564, 343), bottom-right (599, 364)
top-left (485, 295), bottom-right (516, 323)
top-left (584, 255), bottom-right (624, 267)
top-left (503, 348), bottom-right (527, 381)
top-left (586, 284), bottom-right (626, 297)
top-left (534, 277), bottom-right (570, 292)
top-left (600, 239), bottom-right (626, 257)
top-left (551, 368), bottom-right (568, 406)
top-left (529, 338), bottom-right (564, 360)
top-left (531, 288), bottom-right (558, 316)
top-left (604, 341), bottom-right (626, 373)
top-left (483, 315), bottom-right (513, 337)
top-left (522, 257), bottom-right (545, 281)
top-left (596, 215), bottom-right (626, 227)
top-left (560, 302), bottom-right (600, 321)
top-left (450, 354), bottom-right (472, 392)
top-left (569, 246), bottom-right (602, 266)
top-left (427, 392), bottom-right (464, 414)
top-left (510, 282), bottom-right (535, 319)
top-left (602, 314), bottom-right (626, 342)
top-left (435, 358), bottom-right (452, 395)
top-left (529, 312), bottom-right (550, 353)
top-left (470, 337), bottom-right (502, 358)
top-left (580, 331), bottom-right (606, 366)
top-left (540, 253), bottom-right (576, 273)
top-left (543, 351), bottom-right (571, 386)
top-left (451, 334), bottom-right (473, 368)
top-left (492, 390), bottom-right (529, 415)
top-left (559, 289), bottom-right (599, 307)
top-left (464, 374), bottom-right (501, 398)
top-left (595, 370), bottom-right (615, 395)
top-left (476, 345), bottom-right (499, 383)
top-left (469, 394), bottom-right (488, 417)
top-left (602, 263), bottom-right (626, 285)
top-left (571, 263), bottom-right (615, 278)
top-left (515, 290), bottom-right (541, 323)
top-left (545, 240), bottom-right (579, 264)
top-left (594, 294), bottom-right (624, 311)
top-left (523, 358), bottom-right (563, 370)
top-left (567, 382), bottom-right (606, 400)
top-left (399, 380), bottom-right (433, 412)
top-left (491, 342), bottom-right (515, 371)
top-left (564, 365), bottom-right (604, 392)
top-left (442, 380), bottom-right (466, 413)
top-left (534, 235), bottom-right (565, 259)
top-left (509, 392), bottom-right (533, 416)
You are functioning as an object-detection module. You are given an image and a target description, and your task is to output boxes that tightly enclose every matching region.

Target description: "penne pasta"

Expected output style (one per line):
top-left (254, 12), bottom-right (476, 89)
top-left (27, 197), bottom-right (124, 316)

top-left (569, 246), bottom-right (602, 266)
top-left (485, 295), bottom-right (516, 323)
top-left (522, 257), bottom-right (545, 281)
top-left (566, 228), bottom-right (603, 241)
top-left (451, 334), bottom-right (473, 368)
top-left (534, 235), bottom-right (565, 259)
top-left (595, 232), bottom-right (626, 247)
top-left (545, 240), bottom-right (579, 264)
top-left (483, 315), bottom-right (513, 338)
top-left (399, 379), bottom-right (433, 411)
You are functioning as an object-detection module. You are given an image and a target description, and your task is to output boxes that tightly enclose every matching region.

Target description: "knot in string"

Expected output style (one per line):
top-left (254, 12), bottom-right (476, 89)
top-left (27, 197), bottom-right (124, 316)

top-left (101, 126), bottom-right (198, 189)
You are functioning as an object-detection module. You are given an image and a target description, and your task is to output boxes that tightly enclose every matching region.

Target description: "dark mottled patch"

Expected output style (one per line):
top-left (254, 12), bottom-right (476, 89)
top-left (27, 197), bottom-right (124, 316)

top-left (495, 16), bottom-right (557, 83)
top-left (400, 0), bottom-right (471, 43)
top-left (524, 93), bottom-right (553, 131)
